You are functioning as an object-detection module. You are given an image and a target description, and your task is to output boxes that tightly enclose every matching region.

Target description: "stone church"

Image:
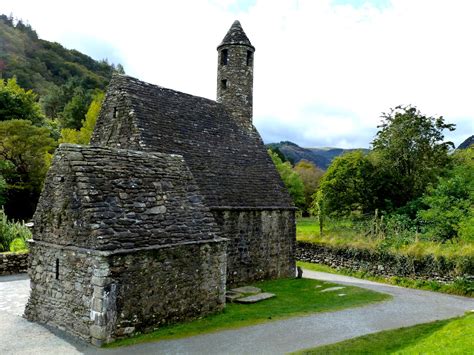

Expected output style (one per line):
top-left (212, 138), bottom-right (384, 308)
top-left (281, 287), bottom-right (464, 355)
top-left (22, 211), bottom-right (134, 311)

top-left (25, 21), bottom-right (296, 345)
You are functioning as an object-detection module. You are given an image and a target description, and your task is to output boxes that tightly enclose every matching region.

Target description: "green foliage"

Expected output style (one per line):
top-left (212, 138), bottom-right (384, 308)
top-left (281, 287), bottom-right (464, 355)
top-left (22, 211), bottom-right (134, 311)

top-left (107, 278), bottom-right (388, 348)
top-left (9, 237), bottom-right (28, 252)
top-left (0, 78), bottom-right (44, 125)
top-left (317, 150), bottom-right (376, 216)
top-left (418, 148), bottom-right (474, 242)
top-left (59, 87), bottom-right (90, 129)
top-left (59, 91), bottom-right (104, 144)
top-left (294, 160), bottom-right (324, 215)
top-left (372, 105), bottom-right (455, 207)
top-left (268, 149), bottom-right (305, 208)
top-left (0, 119), bottom-right (56, 219)
top-left (0, 208), bottom-right (31, 252)
top-left (0, 16), bottom-right (116, 97)
top-left (0, 173), bottom-right (6, 207)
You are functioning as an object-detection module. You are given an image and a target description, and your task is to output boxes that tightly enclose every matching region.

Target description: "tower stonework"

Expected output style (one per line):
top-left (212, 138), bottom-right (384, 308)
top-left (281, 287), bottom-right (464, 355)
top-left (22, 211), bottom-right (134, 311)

top-left (217, 20), bottom-right (255, 128)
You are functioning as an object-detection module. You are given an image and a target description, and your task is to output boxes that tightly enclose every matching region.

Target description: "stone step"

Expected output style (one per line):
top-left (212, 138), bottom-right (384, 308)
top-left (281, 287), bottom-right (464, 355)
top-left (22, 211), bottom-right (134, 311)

top-left (234, 292), bottom-right (275, 304)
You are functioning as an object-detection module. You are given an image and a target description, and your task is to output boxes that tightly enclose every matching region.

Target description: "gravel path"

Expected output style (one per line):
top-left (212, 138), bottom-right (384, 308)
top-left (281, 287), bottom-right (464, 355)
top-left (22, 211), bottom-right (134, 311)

top-left (1, 271), bottom-right (472, 354)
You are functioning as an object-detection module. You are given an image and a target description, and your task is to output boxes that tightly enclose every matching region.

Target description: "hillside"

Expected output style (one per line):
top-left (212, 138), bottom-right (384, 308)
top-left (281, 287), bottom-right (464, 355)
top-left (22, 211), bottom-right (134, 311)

top-left (458, 135), bottom-right (473, 149)
top-left (266, 141), bottom-right (369, 170)
top-left (0, 14), bottom-right (121, 128)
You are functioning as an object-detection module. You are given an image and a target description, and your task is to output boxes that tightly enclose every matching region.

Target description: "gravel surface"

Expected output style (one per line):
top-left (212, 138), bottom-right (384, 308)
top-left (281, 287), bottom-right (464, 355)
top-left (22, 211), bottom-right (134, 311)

top-left (1, 271), bottom-right (472, 354)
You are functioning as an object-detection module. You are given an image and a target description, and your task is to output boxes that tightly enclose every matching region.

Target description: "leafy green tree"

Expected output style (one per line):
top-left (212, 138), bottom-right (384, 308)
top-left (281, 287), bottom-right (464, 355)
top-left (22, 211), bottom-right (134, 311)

top-left (59, 91), bottom-right (104, 144)
top-left (372, 106), bottom-right (455, 208)
top-left (294, 160), bottom-right (324, 215)
top-left (0, 78), bottom-right (44, 125)
top-left (59, 87), bottom-right (90, 129)
top-left (0, 119), bottom-right (56, 219)
top-left (418, 147), bottom-right (474, 242)
top-left (317, 150), bottom-right (376, 216)
top-left (268, 150), bottom-right (305, 208)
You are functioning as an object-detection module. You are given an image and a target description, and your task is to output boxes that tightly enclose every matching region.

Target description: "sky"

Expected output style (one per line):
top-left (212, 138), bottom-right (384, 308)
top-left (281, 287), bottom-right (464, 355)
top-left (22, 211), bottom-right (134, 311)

top-left (2, 0), bottom-right (473, 148)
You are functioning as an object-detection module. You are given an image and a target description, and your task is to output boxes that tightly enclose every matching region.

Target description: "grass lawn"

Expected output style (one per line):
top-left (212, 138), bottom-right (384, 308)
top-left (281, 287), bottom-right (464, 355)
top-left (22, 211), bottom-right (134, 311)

top-left (106, 277), bottom-right (390, 348)
top-left (294, 313), bottom-right (474, 354)
top-left (298, 261), bottom-right (473, 297)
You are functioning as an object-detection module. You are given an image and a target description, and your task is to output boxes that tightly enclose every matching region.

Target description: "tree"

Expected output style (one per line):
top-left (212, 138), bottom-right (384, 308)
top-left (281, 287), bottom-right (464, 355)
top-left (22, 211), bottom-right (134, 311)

top-left (59, 91), bottom-right (104, 144)
top-left (317, 150), bottom-right (377, 216)
top-left (0, 119), bottom-right (56, 219)
top-left (268, 150), bottom-right (305, 209)
top-left (293, 160), bottom-right (324, 215)
top-left (0, 78), bottom-right (44, 125)
top-left (418, 147), bottom-right (474, 242)
top-left (59, 87), bottom-right (90, 129)
top-left (372, 106), bottom-right (455, 208)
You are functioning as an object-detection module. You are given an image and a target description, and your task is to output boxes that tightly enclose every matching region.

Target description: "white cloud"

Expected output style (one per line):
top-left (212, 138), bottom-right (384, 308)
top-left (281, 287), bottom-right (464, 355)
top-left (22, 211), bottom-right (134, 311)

top-left (2, 0), bottom-right (473, 148)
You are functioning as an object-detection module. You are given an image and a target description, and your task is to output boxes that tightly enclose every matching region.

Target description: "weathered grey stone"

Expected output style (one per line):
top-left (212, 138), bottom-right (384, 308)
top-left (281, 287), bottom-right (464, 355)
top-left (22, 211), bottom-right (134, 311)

top-left (234, 292), bottom-right (275, 304)
top-left (320, 287), bottom-right (345, 293)
top-left (230, 286), bottom-right (261, 294)
top-left (225, 291), bottom-right (243, 302)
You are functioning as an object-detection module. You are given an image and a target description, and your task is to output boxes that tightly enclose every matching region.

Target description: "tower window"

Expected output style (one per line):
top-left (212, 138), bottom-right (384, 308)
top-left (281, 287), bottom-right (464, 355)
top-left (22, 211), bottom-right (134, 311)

top-left (246, 51), bottom-right (253, 66)
top-left (113, 107), bottom-right (118, 118)
top-left (55, 258), bottom-right (59, 280)
top-left (221, 79), bottom-right (227, 90)
top-left (221, 49), bottom-right (228, 65)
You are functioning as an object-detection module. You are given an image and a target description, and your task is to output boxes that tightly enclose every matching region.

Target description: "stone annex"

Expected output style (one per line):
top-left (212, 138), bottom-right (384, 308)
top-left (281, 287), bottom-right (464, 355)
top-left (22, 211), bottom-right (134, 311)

top-left (25, 21), bottom-right (296, 345)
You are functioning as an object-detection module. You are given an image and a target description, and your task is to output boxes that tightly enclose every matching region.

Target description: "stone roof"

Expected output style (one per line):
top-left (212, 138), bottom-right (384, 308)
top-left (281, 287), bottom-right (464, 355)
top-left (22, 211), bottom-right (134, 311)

top-left (91, 75), bottom-right (294, 209)
top-left (218, 20), bottom-right (254, 49)
top-left (33, 144), bottom-right (223, 251)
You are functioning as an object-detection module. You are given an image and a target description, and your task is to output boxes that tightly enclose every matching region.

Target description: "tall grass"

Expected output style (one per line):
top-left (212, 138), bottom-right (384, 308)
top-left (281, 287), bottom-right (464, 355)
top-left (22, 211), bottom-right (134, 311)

top-left (297, 216), bottom-right (474, 259)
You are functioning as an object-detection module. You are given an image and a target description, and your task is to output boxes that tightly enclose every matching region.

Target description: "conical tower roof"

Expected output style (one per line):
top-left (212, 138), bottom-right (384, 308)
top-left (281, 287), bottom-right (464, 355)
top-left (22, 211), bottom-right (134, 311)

top-left (218, 20), bottom-right (254, 49)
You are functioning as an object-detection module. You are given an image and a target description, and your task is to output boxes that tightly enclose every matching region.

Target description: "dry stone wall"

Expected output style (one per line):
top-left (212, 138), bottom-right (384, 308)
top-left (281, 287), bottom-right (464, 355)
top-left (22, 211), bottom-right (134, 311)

top-left (297, 241), bottom-right (473, 283)
top-left (0, 252), bottom-right (28, 275)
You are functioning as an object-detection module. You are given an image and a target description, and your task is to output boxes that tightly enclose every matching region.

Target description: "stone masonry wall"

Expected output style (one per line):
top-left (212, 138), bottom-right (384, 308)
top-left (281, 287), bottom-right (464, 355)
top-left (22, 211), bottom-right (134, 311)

top-left (296, 241), bottom-right (473, 283)
top-left (108, 240), bottom-right (227, 342)
top-left (25, 241), bottom-right (99, 341)
top-left (25, 240), bottom-right (227, 346)
top-left (212, 209), bottom-right (296, 286)
top-left (217, 43), bottom-right (254, 129)
top-left (0, 252), bottom-right (28, 275)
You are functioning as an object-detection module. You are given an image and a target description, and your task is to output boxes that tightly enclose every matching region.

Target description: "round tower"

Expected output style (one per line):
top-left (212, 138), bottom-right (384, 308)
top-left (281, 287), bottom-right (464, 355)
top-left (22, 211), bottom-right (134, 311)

top-left (217, 20), bottom-right (255, 127)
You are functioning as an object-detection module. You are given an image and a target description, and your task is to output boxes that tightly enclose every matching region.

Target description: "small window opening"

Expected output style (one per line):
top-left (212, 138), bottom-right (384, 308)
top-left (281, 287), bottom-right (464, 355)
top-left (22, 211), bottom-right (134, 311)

top-left (221, 49), bottom-right (228, 65)
top-left (113, 107), bottom-right (118, 118)
top-left (246, 50), bottom-right (253, 66)
top-left (55, 258), bottom-right (59, 280)
top-left (221, 79), bottom-right (227, 90)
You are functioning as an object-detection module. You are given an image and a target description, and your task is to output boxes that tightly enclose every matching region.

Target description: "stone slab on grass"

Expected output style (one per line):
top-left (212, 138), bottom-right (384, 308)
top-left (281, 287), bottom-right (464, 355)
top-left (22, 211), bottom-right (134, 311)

top-left (231, 286), bottom-right (261, 294)
top-left (225, 291), bottom-right (243, 302)
top-left (320, 286), bottom-right (345, 293)
top-left (235, 292), bottom-right (275, 304)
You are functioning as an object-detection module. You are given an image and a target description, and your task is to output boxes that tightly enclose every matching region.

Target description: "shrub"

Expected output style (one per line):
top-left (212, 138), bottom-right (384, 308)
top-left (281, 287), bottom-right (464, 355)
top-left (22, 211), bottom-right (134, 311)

top-left (9, 237), bottom-right (27, 252)
top-left (0, 209), bottom-right (31, 252)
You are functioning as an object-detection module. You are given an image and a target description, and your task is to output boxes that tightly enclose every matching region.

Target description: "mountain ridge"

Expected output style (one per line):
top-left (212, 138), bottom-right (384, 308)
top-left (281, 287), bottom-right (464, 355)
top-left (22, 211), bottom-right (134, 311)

top-left (266, 141), bottom-right (369, 170)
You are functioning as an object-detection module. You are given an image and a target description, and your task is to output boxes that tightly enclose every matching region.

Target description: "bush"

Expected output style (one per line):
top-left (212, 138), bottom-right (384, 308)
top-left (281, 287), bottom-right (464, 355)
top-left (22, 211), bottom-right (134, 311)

top-left (9, 237), bottom-right (27, 252)
top-left (0, 209), bottom-right (31, 252)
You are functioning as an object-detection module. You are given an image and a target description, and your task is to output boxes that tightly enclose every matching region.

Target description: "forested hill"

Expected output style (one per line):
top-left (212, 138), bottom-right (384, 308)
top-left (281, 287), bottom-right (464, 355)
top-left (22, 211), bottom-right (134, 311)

top-left (0, 14), bottom-right (121, 124)
top-left (266, 141), bottom-right (369, 170)
top-left (458, 135), bottom-right (473, 149)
